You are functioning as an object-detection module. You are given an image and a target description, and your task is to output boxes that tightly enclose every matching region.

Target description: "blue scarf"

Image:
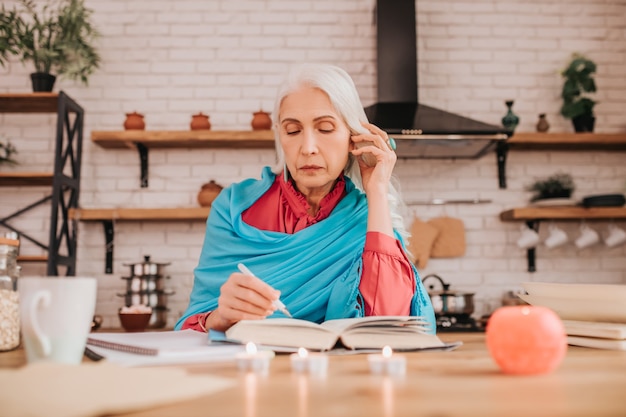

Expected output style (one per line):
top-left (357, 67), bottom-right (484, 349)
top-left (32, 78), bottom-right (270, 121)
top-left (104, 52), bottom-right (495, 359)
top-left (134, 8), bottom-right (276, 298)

top-left (175, 167), bottom-right (435, 331)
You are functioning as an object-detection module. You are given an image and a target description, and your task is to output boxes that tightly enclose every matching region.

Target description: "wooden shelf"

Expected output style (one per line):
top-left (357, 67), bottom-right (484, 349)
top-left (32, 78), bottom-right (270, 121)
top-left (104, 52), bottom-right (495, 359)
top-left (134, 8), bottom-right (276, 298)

top-left (91, 130), bottom-right (275, 149)
top-left (500, 206), bottom-right (626, 221)
top-left (0, 93), bottom-right (60, 113)
top-left (508, 133), bottom-right (626, 150)
top-left (500, 206), bottom-right (626, 273)
top-left (0, 172), bottom-right (54, 186)
top-left (70, 207), bottom-right (211, 274)
top-left (70, 207), bottom-right (211, 221)
top-left (17, 255), bottom-right (48, 263)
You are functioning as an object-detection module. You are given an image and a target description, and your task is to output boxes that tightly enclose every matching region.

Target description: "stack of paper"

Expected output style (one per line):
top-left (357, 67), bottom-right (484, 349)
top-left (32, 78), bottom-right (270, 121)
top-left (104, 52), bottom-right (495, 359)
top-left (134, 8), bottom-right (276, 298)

top-left (519, 282), bottom-right (626, 351)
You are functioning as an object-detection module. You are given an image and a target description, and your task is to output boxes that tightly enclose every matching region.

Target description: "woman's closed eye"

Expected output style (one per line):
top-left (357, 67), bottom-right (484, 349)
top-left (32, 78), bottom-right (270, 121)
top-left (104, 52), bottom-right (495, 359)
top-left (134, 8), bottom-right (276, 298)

top-left (317, 121), bottom-right (335, 133)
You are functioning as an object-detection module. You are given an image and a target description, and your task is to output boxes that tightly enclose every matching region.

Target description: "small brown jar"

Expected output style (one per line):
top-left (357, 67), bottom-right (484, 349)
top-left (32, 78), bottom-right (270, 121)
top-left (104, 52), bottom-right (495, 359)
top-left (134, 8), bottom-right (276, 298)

top-left (197, 180), bottom-right (223, 207)
top-left (190, 113), bottom-right (211, 130)
top-left (536, 113), bottom-right (550, 133)
top-left (251, 110), bottom-right (272, 130)
top-left (124, 112), bottom-right (145, 130)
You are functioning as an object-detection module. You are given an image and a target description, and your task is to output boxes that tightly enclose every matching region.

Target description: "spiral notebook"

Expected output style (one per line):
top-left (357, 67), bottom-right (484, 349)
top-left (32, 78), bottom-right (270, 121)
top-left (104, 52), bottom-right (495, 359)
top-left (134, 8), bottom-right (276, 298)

top-left (86, 329), bottom-right (244, 366)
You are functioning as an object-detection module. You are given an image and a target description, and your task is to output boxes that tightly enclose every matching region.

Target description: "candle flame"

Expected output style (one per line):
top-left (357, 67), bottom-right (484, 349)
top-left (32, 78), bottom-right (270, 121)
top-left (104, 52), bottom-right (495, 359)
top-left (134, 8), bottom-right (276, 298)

top-left (382, 345), bottom-right (393, 358)
top-left (246, 342), bottom-right (257, 355)
top-left (297, 347), bottom-right (309, 358)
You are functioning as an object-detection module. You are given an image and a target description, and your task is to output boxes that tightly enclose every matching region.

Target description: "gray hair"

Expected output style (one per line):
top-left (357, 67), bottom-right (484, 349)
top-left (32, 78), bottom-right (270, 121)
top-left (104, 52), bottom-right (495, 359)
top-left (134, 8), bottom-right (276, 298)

top-left (271, 63), bottom-right (409, 242)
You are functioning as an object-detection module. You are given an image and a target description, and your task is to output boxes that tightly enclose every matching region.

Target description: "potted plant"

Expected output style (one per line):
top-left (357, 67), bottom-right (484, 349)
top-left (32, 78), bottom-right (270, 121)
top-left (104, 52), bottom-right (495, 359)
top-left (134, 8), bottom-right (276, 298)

top-left (0, 0), bottom-right (100, 92)
top-left (560, 53), bottom-right (597, 132)
top-left (525, 172), bottom-right (575, 202)
top-left (0, 136), bottom-right (18, 167)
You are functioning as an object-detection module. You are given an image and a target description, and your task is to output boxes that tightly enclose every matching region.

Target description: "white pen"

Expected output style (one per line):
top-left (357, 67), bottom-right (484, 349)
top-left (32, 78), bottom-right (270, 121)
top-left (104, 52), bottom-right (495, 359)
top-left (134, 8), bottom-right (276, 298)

top-left (237, 263), bottom-right (293, 318)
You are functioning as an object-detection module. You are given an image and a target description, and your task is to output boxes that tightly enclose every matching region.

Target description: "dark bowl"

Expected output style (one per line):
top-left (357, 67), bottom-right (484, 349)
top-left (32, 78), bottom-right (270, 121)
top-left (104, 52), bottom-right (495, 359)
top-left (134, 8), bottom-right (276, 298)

top-left (119, 311), bottom-right (152, 332)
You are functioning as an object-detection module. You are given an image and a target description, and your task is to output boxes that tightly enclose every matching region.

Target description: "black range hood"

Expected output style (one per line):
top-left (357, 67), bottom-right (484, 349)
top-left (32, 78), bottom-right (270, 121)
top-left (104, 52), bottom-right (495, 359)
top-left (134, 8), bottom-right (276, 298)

top-left (364, 0), bottom-right (510, 159)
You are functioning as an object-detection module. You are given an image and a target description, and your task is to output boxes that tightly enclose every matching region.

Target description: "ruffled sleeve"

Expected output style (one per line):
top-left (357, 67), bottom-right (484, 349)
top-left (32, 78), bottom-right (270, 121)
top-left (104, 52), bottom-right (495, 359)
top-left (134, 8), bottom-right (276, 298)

top-left (359, 232), bottom-right (416, 316)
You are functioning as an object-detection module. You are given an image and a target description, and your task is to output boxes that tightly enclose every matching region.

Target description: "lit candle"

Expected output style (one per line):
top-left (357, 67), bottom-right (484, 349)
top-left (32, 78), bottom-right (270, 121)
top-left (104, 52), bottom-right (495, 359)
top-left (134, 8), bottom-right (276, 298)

top-left (486, 305), bottom-right (567, 375)
top-left (368, 346), bottom-right (406, 376)
top-left (290, 347), bottom-right (329, 377)
top-left (236, 342), bottom-right (275, 375)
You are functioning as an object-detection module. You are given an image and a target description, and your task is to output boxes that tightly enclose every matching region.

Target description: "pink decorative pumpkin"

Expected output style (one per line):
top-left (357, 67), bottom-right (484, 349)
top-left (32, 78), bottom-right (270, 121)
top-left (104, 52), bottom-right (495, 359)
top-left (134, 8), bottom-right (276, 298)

top-left (486, 305), bottom-right (567, 375)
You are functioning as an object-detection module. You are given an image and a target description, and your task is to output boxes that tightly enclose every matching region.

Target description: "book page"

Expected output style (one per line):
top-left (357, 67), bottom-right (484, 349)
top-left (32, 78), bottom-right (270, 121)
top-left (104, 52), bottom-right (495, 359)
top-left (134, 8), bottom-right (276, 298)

top-left (225, 319), bottom-right (339, 350)
top-left (320, 316), bottom-right (429, 334)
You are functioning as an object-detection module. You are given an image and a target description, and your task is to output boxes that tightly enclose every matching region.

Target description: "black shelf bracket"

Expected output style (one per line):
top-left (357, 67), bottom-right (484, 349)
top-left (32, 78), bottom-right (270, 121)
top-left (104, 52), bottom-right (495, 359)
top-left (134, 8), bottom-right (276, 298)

top-left (497, 141), bottom-right (509, 189)
top-left (526, 220), bottom-right (540, 272)
top-left (102, 220), bottom-right (114, 274)
top-left (138, 143), bottom-right (149, 188)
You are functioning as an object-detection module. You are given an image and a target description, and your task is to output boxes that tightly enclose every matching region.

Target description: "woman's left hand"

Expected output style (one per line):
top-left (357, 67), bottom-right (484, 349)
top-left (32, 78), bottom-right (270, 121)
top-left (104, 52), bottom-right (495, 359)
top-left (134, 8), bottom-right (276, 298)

top-left (350, 121), bottom-right (397, 195)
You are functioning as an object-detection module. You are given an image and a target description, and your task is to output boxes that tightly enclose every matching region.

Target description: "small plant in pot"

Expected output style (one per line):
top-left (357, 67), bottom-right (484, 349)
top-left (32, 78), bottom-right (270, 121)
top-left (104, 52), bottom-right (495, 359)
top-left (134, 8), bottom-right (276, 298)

top-left (0, 0), bottom-right (100, 92)
top-left (0, 136), bottom-right (18, 167)
top-left (526, 172), bottom-right (575, 202)
top-left (560, 53), bottom-right (597, 133)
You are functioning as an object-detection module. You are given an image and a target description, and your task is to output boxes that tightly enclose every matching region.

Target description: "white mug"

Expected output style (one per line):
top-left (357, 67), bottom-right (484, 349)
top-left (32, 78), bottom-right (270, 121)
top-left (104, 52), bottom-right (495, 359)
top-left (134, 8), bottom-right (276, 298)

top-left (517, 224), bottom-right (540, 249)
top-left (544, 224), bottom-right (568, 249)
top-left (575, 224), bottom-right (600, 249)
top-left (604, 224), bottom-right (626, 248)
top-left (19, 277), bottom-right (97, 365)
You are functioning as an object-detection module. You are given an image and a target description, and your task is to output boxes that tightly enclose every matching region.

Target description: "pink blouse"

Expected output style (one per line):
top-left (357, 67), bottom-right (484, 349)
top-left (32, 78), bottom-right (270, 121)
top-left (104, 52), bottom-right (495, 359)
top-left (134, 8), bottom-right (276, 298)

top-left (181, 174), bottom-right (416, 331)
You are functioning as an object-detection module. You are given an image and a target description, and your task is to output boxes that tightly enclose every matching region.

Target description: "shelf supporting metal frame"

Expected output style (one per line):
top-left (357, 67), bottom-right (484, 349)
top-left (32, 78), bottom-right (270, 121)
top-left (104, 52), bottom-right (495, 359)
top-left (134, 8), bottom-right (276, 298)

top-left (0, 194), bottom-right (53, 250)
top-left (47, 91), bottom-right (84, 276)
top-left (103, 220), bottom-right (115, 274)
top-left (138, 143), bottom-right (149, 188)
top-left (525, 220), bottom-right (540, 273)
top-left (496, 141), bottom-right (508, 189)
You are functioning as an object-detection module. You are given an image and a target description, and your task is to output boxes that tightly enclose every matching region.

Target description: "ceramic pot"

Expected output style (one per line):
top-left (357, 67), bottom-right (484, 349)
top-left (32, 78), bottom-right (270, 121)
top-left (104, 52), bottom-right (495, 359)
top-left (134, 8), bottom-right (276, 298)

top-left (251, 110), bottom-right (272, 130)
top-left (572, 114), bottom-right (595, 132)
top-left (189, 112), bottom-right (211, 130)
top-left (536, 114), bottom-right (550, 132)
top-left (190, 112), bottom-right (211, 130)
top-left (124, 112), bottom-right (145, 130)
top-left (30, 72), bottom-right (56, 92)
top-left (197, 180), bottom-right (223, 207)
top-left (501, 100), bottom-right (520, 132)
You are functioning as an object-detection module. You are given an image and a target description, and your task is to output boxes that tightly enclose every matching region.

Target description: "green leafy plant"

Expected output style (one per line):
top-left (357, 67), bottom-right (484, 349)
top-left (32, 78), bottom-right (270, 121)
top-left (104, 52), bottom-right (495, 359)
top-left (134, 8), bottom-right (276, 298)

top-left (0, 137), bottom-right (18, 166)
top-left (560, 53), bottom-right (596, 121)
top-left (0, 0), bottom-right (100, 84)
top-left (526, 172), bottom-right (575, 202)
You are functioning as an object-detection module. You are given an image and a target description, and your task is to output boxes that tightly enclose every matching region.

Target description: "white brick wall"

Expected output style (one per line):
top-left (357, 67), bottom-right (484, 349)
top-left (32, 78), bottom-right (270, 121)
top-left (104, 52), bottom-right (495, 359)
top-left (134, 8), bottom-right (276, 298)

top-left (1, 0), bottom-right (624, 328)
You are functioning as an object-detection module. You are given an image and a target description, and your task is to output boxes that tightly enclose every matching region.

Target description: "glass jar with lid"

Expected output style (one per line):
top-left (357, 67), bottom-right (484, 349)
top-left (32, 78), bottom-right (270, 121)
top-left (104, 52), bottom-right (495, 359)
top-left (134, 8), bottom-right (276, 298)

top-left (0, 236), bottom-right (20, 351)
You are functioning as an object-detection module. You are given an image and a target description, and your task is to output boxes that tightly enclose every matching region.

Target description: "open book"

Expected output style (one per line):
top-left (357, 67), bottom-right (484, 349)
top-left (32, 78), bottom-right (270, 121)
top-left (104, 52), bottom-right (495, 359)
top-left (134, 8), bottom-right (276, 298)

top-left (220, 316), bottom-right (458, 351)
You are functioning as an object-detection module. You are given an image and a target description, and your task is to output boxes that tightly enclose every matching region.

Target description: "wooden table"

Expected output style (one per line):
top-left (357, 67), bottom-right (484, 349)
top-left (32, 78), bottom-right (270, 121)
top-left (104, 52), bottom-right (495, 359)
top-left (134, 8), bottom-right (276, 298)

top-left (1, 333), bottom-right (625, 417)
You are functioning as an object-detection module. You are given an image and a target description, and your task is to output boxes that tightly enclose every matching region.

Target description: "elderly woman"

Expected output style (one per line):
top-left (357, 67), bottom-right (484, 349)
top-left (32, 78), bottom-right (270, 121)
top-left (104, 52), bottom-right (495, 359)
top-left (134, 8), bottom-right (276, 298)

top-left (176, 64), bottom-right (435, 333)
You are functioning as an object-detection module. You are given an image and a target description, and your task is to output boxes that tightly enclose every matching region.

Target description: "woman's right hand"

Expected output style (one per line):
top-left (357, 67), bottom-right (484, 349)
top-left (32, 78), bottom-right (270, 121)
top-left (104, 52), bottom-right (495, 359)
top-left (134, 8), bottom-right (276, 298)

top-left (205, 272), bottom-right (281, 332)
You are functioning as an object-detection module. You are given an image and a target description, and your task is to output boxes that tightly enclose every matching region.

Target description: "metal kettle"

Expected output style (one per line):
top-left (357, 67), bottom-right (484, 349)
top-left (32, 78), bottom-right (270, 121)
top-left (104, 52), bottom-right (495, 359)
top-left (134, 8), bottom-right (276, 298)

top-left (421, 274), bottom-right (475, 316)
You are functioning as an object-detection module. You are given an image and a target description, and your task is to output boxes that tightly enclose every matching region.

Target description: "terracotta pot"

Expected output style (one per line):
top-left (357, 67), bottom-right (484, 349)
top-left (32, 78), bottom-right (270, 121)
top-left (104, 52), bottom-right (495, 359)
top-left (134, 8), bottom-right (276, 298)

top-left (251, 110), bottom-right (272, 130)
top-left (124, 112), bottom-right (145, 130)
top-left (190, 112), bottom-right (211, 130)
top-left (197, 180), bottom-right (223, 207)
